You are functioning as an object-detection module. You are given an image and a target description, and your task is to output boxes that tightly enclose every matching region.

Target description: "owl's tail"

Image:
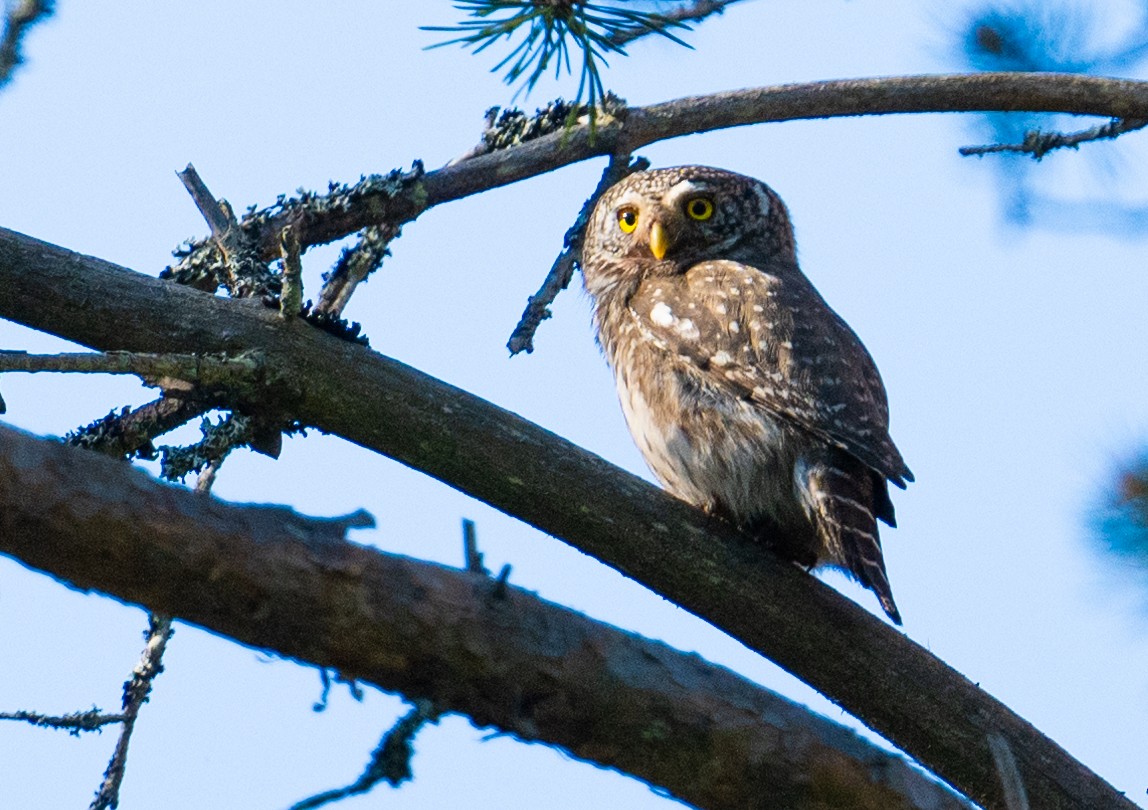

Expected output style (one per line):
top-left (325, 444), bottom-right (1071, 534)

top-left (802, 454), bottom-right (902, 625)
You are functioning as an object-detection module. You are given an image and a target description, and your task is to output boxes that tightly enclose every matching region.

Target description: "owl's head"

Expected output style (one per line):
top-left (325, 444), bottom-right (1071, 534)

top-left (580, 166), bottom-right (796, 297)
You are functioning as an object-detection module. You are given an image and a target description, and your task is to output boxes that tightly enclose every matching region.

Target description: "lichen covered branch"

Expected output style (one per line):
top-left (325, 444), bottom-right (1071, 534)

top-left (0, 708), bottom-right (125, 735)
top-left (960, 115), bottom-right (1148, 159)
top-left (166, 73), bottom-right (1148, 303)
top-left (89, 614), bottom-right (174, 810)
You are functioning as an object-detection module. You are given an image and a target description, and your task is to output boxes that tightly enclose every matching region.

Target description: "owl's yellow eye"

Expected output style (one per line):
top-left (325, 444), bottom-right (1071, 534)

top-left (685, 197), bottom-right (715, 221)
top-left (617, 207), bottom-right (639, 233)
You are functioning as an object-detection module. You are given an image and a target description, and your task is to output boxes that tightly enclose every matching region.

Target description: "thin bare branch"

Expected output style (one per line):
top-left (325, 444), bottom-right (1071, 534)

top-left (81, 432), bottom-right (221, 810)
top-left (0, 424), bottom-right (970, 810)
top-left (462, 518), bottom-right (487, 574)
top-left (175, 163), bottom-right (277, 297)
top-left (0, 226), bottom-right (1133, 810)
top-left (176, 164), bottom-right (234, 238)
top-left (507, 152), bottom-right (648, 355)
top-left (0, 349), bottom-right (266, 386)
top-left (960, 116), bottom-right (1148, 159)
top-left (289, 700), bottom-right (439, 810)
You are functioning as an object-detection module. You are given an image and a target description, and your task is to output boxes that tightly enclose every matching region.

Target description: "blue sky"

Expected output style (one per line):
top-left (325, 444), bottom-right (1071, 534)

top-left (1, 2), bottom-right (1147, 807)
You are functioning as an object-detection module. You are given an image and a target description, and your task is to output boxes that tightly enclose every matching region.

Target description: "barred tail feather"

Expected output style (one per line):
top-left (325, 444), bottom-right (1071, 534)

top-left (804, 455), bottom-right (902, 625)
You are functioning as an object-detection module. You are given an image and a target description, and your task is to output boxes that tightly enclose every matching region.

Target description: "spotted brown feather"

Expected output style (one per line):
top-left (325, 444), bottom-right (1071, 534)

top-left (581, 165), bottom-right (913, 623)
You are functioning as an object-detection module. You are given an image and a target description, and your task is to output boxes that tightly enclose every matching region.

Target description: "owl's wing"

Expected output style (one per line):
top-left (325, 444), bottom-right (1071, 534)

top-left (628, 259), bottom-right (913, 489)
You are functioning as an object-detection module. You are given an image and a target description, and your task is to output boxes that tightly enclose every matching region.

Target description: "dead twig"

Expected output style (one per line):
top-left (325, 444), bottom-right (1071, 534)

top-left (288, 700), bottom-right (439, 810)
top-left (960, 116), bottom-right (1148, 159)
top-left (89, 613), bottom-right (175, 810)
top-left (0, 708), bottom-right (125, 736)
top-left (279, 226), bottom-right (303, 318)
top-left (506, 152), bottom-right (649, 354)
top-left (176, 164), bottom-right (277, 297)
top-left (462, 518), bottom-right (487, 574)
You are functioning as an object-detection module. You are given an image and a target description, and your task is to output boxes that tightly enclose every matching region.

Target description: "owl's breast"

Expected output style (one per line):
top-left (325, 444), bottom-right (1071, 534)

top-left (605, 315), bottom-right (806, 529)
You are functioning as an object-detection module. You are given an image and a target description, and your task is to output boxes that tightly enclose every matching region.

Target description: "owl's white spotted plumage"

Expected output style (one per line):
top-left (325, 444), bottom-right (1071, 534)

top-left (580, 166), bottom-right (913, 623)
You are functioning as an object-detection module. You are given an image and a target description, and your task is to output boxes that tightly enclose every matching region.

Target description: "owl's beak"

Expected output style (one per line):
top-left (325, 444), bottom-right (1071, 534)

top-left (648, 220), bottom-right (670, 260)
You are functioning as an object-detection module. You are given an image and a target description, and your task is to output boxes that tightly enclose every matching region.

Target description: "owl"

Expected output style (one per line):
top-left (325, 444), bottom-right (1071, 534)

top-left (580, 166), bottom-right (913, 623)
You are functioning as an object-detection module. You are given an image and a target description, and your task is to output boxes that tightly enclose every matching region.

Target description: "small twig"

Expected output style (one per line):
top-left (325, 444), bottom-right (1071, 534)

top-left (0, 708), bottom-right (125, 736)
top-left (316, 223), bottom-right (402, 318)
top-left (960, 116), bottom-right (1148, 160)
top-left (175, 164), bottom-right (275, 298)
top-left (312, 669), bottom-right (365, 713)
top-left (461, 518), bottom-right (487, 574)
top-left (607, 0), bottom-right (746, 48)
top-left (491, 563), bottom-right (512, 600)
top-left (279, 226), bottom-right (303, 319)
top-left (0, 0), bottom-right (53, 90)
top-left (89, 613), bottom-right (175, 810)
top-left (313, 669), bottom-right (335, 712)
top-left (89, 464), bottom-right (218, 809)
top-left (193, 457), bottom-right (221, 494)
top-left (507, 153), bottom-right (649, 355)
top-left (176, 164), bottom-right (235, 238)
top-left (289, 700), bottom-right (439, 810)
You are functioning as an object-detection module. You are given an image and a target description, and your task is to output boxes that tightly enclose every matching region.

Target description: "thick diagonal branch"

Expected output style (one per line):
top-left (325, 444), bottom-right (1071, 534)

top-left (0, 425), bottom-right (969, 810)
top-left (0, 227), bottom-right (1133, 810)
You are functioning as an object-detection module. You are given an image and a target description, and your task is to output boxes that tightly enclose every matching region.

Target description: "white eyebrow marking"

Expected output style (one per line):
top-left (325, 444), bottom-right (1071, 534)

top-left (665, 179), bottom-right (706, 200)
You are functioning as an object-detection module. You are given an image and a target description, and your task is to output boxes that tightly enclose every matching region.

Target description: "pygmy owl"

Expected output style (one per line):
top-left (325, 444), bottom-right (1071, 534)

top-left (580, 166), bottom-right (913, 623)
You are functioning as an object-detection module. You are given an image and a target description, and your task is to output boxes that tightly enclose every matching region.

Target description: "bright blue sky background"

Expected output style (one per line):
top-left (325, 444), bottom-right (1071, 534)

top-left (2, 2), bottom-right (1147, 807)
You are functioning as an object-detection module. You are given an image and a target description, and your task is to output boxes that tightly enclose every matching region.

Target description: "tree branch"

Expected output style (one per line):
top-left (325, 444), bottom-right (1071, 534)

top-left (166, 72), bottom-right (1148, 272)
top-left (960, 116), bottom-right (1148, 159)
top-left (0, 424), bottom-right (970, 810)
top-left (0, 349), bottom-right (269, 387)
top-left (0, 227), bottom-right (1132, 810)
top-left (0, 708), bottom-right (126, 735)
top-left (289, 700), bottom-right (439, 810)
top-left (90, 613), bottom-right (173, 810)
